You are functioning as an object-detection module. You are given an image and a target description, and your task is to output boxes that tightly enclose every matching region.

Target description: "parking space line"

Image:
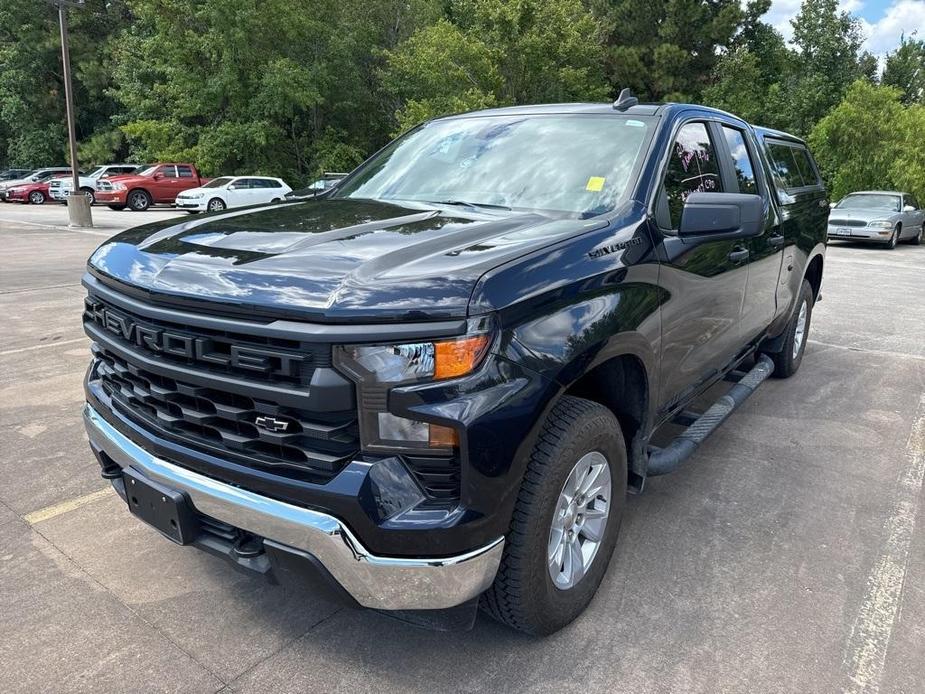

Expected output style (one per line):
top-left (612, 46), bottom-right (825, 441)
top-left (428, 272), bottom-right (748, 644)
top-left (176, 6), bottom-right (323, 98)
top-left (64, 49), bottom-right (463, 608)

top-left (23, 487), bottom-right (113, 525)
top-left (0, 337), bottom-right (87, 356)
top-left (808, 339), bottom-right (925, 363)
top-left (844, 393), bottom-right (925, 693)
top-left (0, 217), bottom-right (113, 236)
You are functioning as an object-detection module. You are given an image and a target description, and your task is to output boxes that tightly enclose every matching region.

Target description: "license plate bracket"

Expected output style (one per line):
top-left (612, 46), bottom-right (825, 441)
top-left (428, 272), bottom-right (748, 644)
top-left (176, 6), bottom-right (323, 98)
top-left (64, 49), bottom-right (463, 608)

top-left (122, 467), bottom-right (199, 544)
top-left (835, 227), bottom-right (852, 237)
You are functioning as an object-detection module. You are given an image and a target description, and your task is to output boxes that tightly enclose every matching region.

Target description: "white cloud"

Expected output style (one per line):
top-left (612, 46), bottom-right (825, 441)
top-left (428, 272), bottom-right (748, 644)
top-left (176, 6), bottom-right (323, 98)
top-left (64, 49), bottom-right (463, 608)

top-left (763, 0), bottom-right (924, 68)
top-left (764, 0), bottom-right (866, 43)
top-left (859, 0), bottom-right (925, 60)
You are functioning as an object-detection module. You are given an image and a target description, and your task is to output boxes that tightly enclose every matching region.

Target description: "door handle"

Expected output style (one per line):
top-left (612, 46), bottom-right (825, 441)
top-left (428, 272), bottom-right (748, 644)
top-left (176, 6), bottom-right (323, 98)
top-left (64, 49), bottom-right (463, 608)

top-left (768, 234), bottom-right (785, 248)
top-left (728, 247), bottom-right (749, 263)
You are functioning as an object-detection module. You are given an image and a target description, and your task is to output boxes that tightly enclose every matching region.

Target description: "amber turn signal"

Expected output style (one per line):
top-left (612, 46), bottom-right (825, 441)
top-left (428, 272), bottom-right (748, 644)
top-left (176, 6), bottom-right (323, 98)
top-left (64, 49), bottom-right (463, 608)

top-left (428, 423), bottom-right (459, 448)
top-left (434, 334), bottom-right (491, 379)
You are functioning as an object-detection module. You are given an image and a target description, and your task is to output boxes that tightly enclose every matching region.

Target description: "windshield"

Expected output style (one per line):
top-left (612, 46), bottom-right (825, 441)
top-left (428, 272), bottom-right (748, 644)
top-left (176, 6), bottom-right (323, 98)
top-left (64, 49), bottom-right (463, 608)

top-left (137, 166), bottom-right (158, 177)
top-left (837, 194), bottom-right (901, 212)
top-left (335, 114), bottom-right (654, 216)
top-left (203, 177), bottom-right (233, 189)
top-left (87, 167), bottom-right (107, 178)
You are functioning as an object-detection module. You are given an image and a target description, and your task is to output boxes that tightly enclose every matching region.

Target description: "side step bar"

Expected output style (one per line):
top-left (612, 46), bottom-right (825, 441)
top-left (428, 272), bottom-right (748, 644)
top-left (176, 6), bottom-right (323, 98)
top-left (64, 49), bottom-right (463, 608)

top-left (646, 354), bottom-right (775, 477)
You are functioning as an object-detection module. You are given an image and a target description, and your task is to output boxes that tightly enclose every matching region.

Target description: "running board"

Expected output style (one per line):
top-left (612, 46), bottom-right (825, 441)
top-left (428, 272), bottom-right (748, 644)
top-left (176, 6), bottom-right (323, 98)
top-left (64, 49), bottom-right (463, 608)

top-left (646, 354), bottom-right (775, 477)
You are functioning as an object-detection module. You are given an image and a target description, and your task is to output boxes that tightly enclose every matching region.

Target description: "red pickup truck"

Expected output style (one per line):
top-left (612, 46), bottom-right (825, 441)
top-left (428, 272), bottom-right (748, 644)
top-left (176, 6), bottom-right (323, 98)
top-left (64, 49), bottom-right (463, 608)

top-left (95, 163), bottom-right (209, 211)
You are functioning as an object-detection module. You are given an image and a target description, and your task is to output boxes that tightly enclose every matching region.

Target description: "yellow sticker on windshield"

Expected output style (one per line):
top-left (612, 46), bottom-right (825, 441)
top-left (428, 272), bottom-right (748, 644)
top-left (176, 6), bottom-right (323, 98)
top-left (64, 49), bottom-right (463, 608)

top-left (586, 176), bottom-right (605, 192)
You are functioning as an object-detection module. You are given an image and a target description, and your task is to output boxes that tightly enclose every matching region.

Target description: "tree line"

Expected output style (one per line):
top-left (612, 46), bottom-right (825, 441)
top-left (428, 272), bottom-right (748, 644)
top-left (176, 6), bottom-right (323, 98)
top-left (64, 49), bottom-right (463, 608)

top-left (1, 0), bottom-right (922, 199)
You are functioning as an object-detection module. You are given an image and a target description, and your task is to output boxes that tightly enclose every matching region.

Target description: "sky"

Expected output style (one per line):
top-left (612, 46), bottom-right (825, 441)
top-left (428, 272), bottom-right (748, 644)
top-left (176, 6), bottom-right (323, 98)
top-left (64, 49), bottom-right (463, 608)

top-left (765, 0), bottom-right (925, 63)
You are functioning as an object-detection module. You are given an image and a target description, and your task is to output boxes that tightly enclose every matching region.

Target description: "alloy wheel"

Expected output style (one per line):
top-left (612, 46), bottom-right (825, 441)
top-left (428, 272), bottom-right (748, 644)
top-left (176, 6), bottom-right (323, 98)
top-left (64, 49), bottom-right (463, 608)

top-left (547, 451), bottom-right (612, 590)
top-left (29, 191), bottom-right (44, 204)
top-left (792, 299), bottom-right (808, 359)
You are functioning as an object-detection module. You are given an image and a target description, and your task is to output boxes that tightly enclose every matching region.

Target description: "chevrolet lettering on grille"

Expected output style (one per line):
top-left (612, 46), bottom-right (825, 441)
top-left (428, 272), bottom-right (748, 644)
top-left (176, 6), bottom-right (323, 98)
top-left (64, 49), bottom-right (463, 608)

top-left (85, 298), bottom-right (306, 378)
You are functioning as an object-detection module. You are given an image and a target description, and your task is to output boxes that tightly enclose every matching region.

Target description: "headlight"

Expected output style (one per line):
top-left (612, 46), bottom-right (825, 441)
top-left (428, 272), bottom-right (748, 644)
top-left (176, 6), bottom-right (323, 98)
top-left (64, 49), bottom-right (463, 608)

top-left (112, 182), bottom-right (126, 191)
top-left (186, 192), bottom-right (204, 199)
top-left (867, 220), bottom-right (894, 229)
top-left (334, 319), bottom-right (493, 451)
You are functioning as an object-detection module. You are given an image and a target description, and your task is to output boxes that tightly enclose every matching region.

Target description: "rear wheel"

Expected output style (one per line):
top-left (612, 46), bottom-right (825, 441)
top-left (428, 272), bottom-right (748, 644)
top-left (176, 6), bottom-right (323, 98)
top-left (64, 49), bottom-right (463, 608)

top-left (763, 279), bottom-right (814, 378)
top-left (909, 224), bottom-right (923, 246)
top-left (28, 190), bottom-right (45, 205)
top-left (207, 197), bottom-right (226, 212)
top-left (481, 395), bottom-right (626, 635)
top-left (127, 189), bottom-right (151, 211)
top-left (79, 187), bottom-right (96, 204)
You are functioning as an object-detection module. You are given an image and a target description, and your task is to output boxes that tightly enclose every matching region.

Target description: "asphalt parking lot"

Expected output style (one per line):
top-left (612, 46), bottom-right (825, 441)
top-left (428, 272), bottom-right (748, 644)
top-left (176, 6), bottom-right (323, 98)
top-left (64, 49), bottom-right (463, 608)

top-left (1, 203), bottom-right (923, 693)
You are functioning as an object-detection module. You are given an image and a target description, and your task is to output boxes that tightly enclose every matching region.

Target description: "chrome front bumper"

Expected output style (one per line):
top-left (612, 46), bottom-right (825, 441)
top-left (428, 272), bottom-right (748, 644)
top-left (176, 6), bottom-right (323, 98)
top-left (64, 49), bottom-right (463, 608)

top-left (84, 404), bottom-right (504, 610)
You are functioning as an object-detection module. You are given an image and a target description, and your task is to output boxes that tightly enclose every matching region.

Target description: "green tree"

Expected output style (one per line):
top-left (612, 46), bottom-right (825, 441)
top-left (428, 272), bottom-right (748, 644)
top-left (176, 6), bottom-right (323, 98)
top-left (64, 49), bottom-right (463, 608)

top-left (380, 0), bottom-right (608, 132)
top-left (807, 80), bottom-right (907, 199)
top-left (882, 35), bottom-right (925, 105)
top-left (0, 0), bottom-right (127, 167)
top-left (591, 0), bottom-right (744, 102)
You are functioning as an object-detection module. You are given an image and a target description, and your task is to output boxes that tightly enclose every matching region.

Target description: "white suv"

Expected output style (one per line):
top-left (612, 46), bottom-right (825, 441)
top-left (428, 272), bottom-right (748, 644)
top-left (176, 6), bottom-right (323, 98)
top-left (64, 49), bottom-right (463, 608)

top-left (49, 164), bottom-right (143, 204)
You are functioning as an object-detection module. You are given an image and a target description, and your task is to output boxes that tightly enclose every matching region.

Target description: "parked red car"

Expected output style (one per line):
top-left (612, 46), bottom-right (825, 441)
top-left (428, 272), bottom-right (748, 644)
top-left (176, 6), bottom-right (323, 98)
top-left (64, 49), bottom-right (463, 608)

top-left (94, 163), bottom-right (210, 211)
top-left (4, 174), bottom-right (70, 204)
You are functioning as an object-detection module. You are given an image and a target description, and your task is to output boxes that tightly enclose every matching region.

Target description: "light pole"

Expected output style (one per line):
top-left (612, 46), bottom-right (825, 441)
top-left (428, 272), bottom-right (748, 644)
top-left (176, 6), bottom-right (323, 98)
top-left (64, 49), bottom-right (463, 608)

top-left (52, 0), bottom-right (92, 227)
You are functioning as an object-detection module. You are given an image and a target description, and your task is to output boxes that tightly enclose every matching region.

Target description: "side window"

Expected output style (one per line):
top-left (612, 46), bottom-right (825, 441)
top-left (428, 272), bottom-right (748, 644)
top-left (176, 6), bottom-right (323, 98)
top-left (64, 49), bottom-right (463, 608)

top-left (720, 126), bottom-right (758, 195)
top-left (905, 194), bottom-right (918, 209)
top-left (158, 165), bottom-right (177, 178)
top-left (791, 147), bottom-right (818, 187)
top-left (661, 122), bottom-right (723, 229)
top-left (177, 166), bottom-right (193, 178)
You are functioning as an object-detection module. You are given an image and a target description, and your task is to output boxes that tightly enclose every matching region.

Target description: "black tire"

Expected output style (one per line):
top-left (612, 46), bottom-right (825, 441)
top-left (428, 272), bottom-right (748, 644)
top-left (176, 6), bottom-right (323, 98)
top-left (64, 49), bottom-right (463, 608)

top-left (763, 279), bottom-right (814, 379)
top-left (28, 190), bottom-right (45, 205)
top-left (206, 197), bottom-right (226, 212)
top-left (909, 224), bottom-right (923, 246)
top-left (127, 188), bottom-right (151, 211)
top-left (481, 395), bottom-right (627, 635)
top-left (79, 187), bottom-right (96, 205)
top-left (886, 225), bottom-right (900, 249)
top-left (107, 204), bottom-right (126, 211)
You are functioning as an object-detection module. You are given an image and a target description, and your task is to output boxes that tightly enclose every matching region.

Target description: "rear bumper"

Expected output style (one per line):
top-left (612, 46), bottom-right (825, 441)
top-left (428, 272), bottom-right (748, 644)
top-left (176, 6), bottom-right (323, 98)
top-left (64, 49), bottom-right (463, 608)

top-left (83, 403), bottom-right (504, 610)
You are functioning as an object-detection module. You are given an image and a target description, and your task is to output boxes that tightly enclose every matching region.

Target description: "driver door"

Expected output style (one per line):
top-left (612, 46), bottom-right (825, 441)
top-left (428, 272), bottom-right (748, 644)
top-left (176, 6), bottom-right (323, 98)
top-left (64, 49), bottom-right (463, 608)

top-left (654, 120), bottom-right (749, 411)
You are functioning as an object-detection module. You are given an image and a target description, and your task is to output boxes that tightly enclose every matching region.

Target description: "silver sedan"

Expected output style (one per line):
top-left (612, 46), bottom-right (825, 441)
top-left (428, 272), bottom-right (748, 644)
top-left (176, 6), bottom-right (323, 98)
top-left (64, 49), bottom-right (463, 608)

top-left (827, 191), bottom-right (924, 248)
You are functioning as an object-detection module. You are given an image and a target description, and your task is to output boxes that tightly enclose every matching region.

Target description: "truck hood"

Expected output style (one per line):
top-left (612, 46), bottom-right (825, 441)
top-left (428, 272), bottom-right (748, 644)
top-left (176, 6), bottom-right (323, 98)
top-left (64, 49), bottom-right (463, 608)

top-left (89, 198), bottom-right (605, 322)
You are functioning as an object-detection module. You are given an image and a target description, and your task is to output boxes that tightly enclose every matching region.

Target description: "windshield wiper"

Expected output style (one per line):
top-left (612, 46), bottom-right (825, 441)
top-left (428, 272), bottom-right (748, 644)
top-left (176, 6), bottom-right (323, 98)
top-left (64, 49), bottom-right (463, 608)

top-left (430, 199), bottom-right (512, 211)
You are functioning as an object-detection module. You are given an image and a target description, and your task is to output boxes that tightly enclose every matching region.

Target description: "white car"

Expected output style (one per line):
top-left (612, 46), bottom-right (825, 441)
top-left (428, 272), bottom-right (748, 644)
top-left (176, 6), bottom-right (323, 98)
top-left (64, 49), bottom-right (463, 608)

top-left (49, 164), bottom-right (143, 203)
top-left (175, 176), bottom-right (292, 213)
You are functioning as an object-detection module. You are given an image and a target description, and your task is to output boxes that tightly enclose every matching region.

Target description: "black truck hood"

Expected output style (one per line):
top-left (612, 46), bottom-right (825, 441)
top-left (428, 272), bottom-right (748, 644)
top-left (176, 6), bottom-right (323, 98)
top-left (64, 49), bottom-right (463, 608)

top-left (89, 198), bottom-right (604, 322)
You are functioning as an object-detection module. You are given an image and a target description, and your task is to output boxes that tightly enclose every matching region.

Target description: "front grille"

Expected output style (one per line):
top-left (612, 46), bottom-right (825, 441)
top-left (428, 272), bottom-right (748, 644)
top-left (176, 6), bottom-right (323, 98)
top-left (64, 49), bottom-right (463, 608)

top-left (828, 218), bottom-right (868, 227)
top-left (94, 346), bottom-right (358, 482)
top-left (84, 295), bottom-right (329, 386)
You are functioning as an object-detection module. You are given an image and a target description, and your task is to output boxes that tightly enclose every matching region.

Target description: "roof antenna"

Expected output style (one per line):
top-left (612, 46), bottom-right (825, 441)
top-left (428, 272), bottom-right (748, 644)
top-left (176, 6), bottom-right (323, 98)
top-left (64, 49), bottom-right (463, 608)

top-left (612, 88), bottom-right (638, 111)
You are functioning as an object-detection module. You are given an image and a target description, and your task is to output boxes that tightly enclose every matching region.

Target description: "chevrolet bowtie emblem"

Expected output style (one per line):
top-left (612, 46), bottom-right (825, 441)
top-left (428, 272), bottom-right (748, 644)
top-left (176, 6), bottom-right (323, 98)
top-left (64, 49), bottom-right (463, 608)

top-left (254, 416), bottom-right (289, 433)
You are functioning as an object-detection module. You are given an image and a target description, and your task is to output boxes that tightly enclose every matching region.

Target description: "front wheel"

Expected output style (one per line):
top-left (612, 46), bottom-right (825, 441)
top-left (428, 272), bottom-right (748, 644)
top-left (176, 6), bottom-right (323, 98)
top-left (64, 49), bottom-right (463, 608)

top-left (127, 189), bottom-right (151, 211)
top-left (481, 395), bottom-right (626, 635)
top-left (207, 197), bottom-right (226, 212)
top-left (763, 279), bottom-right (814, 378)
top-left (28, 190), bottom-right (45, 205)
top-left (886, 226), bottom-right (899, 249)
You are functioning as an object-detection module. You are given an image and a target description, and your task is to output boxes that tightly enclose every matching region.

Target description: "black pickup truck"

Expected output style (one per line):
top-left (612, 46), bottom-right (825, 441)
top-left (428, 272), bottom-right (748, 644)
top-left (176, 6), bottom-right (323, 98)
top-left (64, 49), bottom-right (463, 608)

top-left (82, 96), bottom-right (827, 635)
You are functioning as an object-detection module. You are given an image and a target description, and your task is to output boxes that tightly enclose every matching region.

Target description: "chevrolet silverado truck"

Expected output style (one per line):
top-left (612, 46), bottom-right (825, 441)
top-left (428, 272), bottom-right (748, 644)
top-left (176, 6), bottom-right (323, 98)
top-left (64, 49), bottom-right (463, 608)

top-left (94, 163), bottom-right (209, 211)
top-left (82, 96), bottom-right (827, 635)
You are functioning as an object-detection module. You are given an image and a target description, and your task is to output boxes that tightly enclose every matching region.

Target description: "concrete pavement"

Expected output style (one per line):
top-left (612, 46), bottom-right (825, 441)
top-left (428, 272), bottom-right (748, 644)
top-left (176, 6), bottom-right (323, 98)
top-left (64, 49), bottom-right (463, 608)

top-left (0, 207), bottom-right (923, 693)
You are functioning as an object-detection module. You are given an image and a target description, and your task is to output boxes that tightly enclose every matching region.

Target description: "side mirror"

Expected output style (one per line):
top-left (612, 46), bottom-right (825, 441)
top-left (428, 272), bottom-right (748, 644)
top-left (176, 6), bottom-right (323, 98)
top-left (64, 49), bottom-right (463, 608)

top-left (679, 192), bottom-right (764, 238)
top-left (153, 173), bottom-right (163, 180)
top-left (903, 205), bottom-right (915, 212)
top-left (228, 183), bottom-right (239, 190)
